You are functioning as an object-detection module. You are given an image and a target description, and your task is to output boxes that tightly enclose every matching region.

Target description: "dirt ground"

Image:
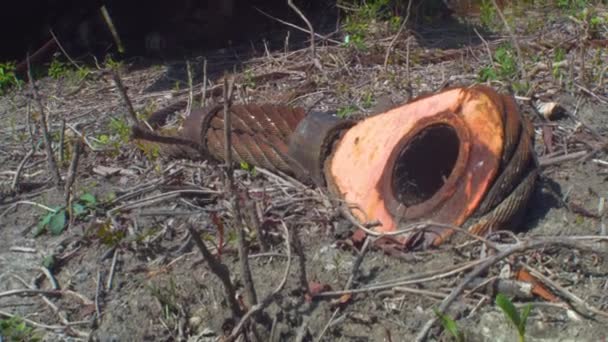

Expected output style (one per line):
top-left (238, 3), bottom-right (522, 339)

top-left (1, 2), bottom-right (608, 342)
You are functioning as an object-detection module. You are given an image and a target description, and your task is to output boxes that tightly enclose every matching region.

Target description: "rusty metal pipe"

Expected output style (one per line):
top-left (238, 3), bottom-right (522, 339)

top-left (134, 85), bottom-right (538, 250)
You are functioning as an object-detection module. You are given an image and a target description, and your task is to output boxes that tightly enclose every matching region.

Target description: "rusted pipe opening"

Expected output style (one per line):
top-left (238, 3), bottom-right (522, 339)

top-left (391, 124), bottom-right (460, 206)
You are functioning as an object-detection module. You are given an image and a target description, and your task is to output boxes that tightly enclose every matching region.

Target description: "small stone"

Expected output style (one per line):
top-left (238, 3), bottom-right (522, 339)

top-left (189, 316), bottom-right (202, 328)
top-left (536, 101), bottom-right (564, 120)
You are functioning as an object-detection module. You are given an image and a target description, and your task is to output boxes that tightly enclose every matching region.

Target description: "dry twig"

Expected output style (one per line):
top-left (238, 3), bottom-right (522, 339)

top-left (415, 237), bottom-right (606, 342)
top-left (383, 0), bottom-right (412, 69)
top-left (315, 237), bottom-right (372, 341)
top-left (111, 70), bottom-right (139, 126)
top-left (287, 0), bottom-right (316, 59)
top-left (201, 58), bottom-right (208, 108)
top-left (64, 139), bottom-right (83, 208)
top-left (188, 224), bottom-right (242, 318)
top-left (11, 149), bottom-right (34, 191)
top-left (186, 60), bottom-right (193, 116)
top-left (27, 54), bottom-right (62, 188)
top-left (227, 222), bottom-right (292, 341)
top-left (222, 73), bottom-right (258, 310)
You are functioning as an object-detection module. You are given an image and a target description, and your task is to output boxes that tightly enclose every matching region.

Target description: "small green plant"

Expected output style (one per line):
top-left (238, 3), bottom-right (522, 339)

top-left (388, 15), bottom-right (402, 32)
top-left (47, 56), bottom-right (91, 83)
top-left (137, 141), bottom-right (161, 162)
top-left (109, 117), bottom-right (130, 143)
top-left (90, 220), bottom-right (126, 246)
top-left (479, 0), bottom-right (496, 28)
top-left (48, 58), bottom-right (70, 79)
top-left (95, 117), bottom-right (131, 152)
top-left (75, 66), bottom-right (91, 81)
top-left (495, 293), bottom-right (532, 342)
top-left (478, 44), bottom-right (518, 82)
top-left (34, 193), bottom-right (97, 236)
top-left (337, 105), bottom-right (357, 118)
top-left (434, 308), bottom-right (465, 342)
top-left (243, 69), bottom-right (256, 88)
top-left (240, 161), bottom-right (257, 176)
top-left (556, 0), bottom-right (589, 11)
top-left (478, 66), bottom-right (498, 82)
top-left (552, 47), bottom-right (566, 78)
top-left (493, 45), bottom-right (518, 79)
top-left (104, 54), bottom-right (123, 70)
top-left (0, 61), bottom-right (22, 93)
top-left (341, 0), bottom-right (392, 50)
top-left (361, 91), bottom-right (374, 109)
top-left (0, 316), bottom-right (41, 342)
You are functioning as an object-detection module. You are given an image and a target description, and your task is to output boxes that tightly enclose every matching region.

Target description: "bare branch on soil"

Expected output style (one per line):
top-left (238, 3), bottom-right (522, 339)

top-left (27, 54), bottom-right (62, 188)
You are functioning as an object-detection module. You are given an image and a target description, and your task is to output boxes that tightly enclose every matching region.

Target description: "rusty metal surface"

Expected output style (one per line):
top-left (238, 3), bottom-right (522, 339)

top-left (325, 86), bottom-right (538, 249)
top-left (287, 112), bottom-right (356, 186)
top-left (135, 85), bottom-right (538, 250)
top-left (161, 103), bottom-right (308, 176)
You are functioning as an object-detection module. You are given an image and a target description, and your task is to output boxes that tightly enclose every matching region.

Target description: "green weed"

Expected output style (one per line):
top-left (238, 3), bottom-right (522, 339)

top-left (47, 56), bottom-right (91, 83)
top-left (85, 220), bottom-right (126, 247)
top-left (341, 0), bottom-right (393, 50)
top-left (104, 54), bottom-right (123, 70)
top-left (361, 91), bottom-right (374, 109)
top-left (109, 117), bottom-right (130, 143)
top-left (94, 116), bottom-right (130, 153)
top-left (434, 308), bottom-right (465, 342)
top-left (243, 69), bottom-right (257, 88)
top-left (337, 105), bottom-right (358, 118)
top-left (0, 316), bottom-right (41, 342)
top-left (48, 58), bottom-right (70, 79)
top-left (0, 61), bottom-right (22, 94)
top-left (34, 193), bottom-right (97, 237)
top-left (478, 44), bottom-right (518, 82)
top-left (495, 293), bottom-right (532, 342)
top-left (479, 0), bottom-right (496, 28)
top-left (552, 47), bottom-right (566, 79)
top-left (240, 161), bottom-right (257, 176)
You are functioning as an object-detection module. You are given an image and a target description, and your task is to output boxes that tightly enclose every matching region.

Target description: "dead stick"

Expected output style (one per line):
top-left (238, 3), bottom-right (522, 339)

top-left (201, 58), bottom-right (208, 108)
top-left (26, 102), bottom-right (36, 151)
top-left (64, 139), bottom-right (83, 226)
top-left (383, 0), bottom-right (412, 69)
top-left (64, 139), bottom-right (83, 202)
top-left (11, 149), bottom-right (34, 191)
top-left (186, 60), bottom-right (193, 116)
top-left (188, 224), bottom-right (243, 318)
top-left (111, 70), bottom-right (139, 126)
top-left (223, 74), bottom-right (258, 309)
top-left (415, 237), bottom-right (605, 342)
top-left (100, 5), bottom-right (125, 53)
top-left (315, 237), bottom-right (372, 341)
top-left (27, 54), bottom-right (62, 188)
top-left (539, 150), bottom-right (588, 167)
top-left (58, 119), bottom-right (66, 163)
top-left (291, 223), bottom-right (310, 295)
top-left (227, 222), bottom-right (292, 341)
top-left (287, 0), bottom-right (316, 59)
top-left (49, 29), bottom-right (80, 70)
top-left (254, 7), bottom-right (341, 45)
top-left (521, 263), bottom-right (608, 319)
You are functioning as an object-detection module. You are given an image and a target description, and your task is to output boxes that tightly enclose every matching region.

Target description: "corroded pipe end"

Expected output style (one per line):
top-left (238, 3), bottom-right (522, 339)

top-left (326, 86), bottom-right (538, 248)
top-left (287, 112), bottom-right (356, 187)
